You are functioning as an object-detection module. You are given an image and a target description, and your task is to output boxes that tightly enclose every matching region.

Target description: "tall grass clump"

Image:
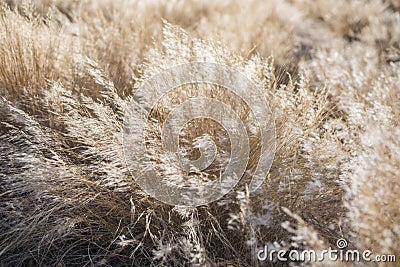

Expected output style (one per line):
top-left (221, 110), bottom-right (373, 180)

top-left (1, 0), bottom-right (399, 266)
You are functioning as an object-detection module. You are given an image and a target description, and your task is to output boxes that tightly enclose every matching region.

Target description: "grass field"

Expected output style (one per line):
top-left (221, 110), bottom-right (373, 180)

top-left (0, 0), bottom-right (399, 266)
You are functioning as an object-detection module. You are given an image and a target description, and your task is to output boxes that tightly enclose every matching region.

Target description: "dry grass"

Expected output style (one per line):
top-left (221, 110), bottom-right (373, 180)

top-left (0, 0), bottom-right (399, 266)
